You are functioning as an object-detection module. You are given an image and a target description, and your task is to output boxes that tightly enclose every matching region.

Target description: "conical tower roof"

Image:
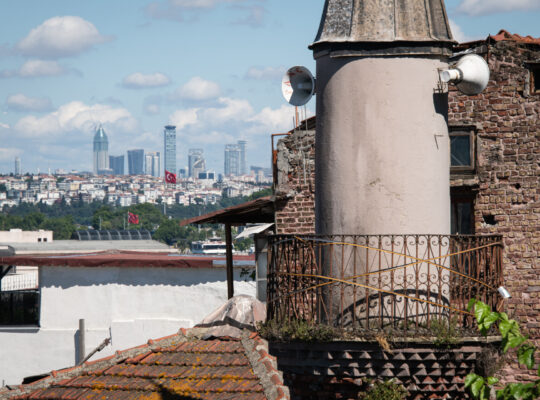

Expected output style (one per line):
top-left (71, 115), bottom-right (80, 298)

top-left (94, 125), bottom-right (108, 141)
top-left (311, 0), bottom-right (455, 55)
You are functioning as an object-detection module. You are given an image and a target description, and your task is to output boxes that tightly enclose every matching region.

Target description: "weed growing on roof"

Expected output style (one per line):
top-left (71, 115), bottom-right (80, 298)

top-left (358, 379), bottom-right (408, 400)
top-left (430, 316), bottom-right (463, 348)
top-left (257, 318), bottom-right (338, 342)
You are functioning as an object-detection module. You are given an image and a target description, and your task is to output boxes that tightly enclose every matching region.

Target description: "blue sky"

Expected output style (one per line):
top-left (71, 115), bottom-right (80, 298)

top-left (1, 0), bottom-right (539, 175)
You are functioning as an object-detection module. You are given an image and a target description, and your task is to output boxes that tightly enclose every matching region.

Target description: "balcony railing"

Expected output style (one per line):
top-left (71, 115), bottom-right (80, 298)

top-left (267, 234), bottom-right (503, 334)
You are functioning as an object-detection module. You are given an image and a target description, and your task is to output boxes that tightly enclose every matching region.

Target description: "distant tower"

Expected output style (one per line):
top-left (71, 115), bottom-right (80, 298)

top-left (237, 140), bottom-right (247, 175)
top-left (127, 149), bottom-right (144, 175)
top-left (109, 155), bottom-right (125, 175)
top-left (145, 151), bottom-right (161, 177)
top-left (14, 157), bottom-right (21, 175)
top-left (224, 144), bottom-right (240, 176)
top-left (163, 126), bottom-right (176, 175)
top-left (188, 149), bottom-right (205, 179)
top-left (93, 126), bottom-right (109, 175)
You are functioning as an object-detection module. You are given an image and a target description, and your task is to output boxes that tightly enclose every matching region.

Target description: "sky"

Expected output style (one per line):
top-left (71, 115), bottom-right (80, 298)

top-left (1, 0), bottom-right (539, 175)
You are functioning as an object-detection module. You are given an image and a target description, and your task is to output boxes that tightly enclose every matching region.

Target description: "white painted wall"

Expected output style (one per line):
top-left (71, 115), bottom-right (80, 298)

top-left (0, 229), bottom-right (53, 243)
top-left (0, 266), bottom-right (255, 385)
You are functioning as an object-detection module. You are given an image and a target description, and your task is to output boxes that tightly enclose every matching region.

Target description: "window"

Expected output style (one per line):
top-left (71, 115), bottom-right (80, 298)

top-left (530, 64), bottom-right (540, 95)
top-left (449, 126), bottom-right (476, 173)
top-left (451, 189), bottom-right (476, 235)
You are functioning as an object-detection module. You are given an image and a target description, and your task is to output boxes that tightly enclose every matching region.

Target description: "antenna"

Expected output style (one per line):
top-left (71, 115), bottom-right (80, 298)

top-left (439, 54), bottom-right (490, 95)
top-left (282, 66), bottom-right (316, 106)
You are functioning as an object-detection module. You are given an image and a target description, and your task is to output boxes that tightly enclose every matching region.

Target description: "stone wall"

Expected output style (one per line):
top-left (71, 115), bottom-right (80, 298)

top-left (448, 40), bottom-right (540, 346)
top-left (269, 339), bottom-right (498, 400)
top-left (274, 125), bottom-right (316, 234)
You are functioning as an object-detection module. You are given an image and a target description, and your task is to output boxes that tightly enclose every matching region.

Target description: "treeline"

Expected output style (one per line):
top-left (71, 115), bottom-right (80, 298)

top-left (0, 188), bottom-right (272, 246)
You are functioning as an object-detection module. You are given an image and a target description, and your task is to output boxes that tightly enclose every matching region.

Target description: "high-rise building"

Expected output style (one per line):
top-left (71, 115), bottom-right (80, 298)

top-left (14, 157), bottom-right (21, 176)
top-left (109, 155), bottom-right (125, 175)
top-left (163, 125), bottom-right (176, 175)
top-left (145, 151), bottom-right (161, 177)
top-left (224, 144), bottom-right (241, 176)
top-left (178, 168), bottom-right (187, 179)
top-left (188, 149), bottom-right (205, 179)
top-left (93, 126), bottom-right (109, 175)
top-left (127, 149), bottom-right (145, 175)
top-left (237, 140), bottom-right (247, 175)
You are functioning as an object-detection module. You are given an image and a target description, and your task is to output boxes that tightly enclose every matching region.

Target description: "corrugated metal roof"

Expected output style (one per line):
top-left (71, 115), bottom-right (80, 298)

top-left (312, 0), bottom-right (455, 47)
top-left (0, 252), bottom-right (255, 269)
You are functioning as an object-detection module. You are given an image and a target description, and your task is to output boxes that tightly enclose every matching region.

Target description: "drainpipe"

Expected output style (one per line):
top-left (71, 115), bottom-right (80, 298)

top-left (78, 319), bottom-right (85, 363)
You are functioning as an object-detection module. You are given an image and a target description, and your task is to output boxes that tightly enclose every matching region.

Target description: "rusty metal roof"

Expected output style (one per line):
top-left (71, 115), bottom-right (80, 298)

top-left (311, 0), bottom-right (455, 51)
top-left (180, 196), bottom-right (275, 227)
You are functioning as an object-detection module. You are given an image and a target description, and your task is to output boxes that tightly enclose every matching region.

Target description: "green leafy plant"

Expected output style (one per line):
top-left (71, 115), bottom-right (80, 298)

top-left (430, 316), bottom-right (462, 347)
top-left (465, 299), bottom-right (540, 400)
top-left (359, 379), bottom-right (408, 400)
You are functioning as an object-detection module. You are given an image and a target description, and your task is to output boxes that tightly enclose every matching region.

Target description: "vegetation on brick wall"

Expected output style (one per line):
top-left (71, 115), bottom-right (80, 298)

top-left (466, 299), bottom-right (540, 400)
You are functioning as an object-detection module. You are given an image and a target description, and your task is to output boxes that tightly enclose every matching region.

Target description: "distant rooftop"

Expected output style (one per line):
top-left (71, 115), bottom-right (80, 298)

top-left (0, 240), bottom-right (175, 255)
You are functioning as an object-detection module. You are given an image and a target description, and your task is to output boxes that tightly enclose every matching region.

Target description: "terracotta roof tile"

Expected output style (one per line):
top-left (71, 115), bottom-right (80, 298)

top-left (9, 336), bottom-right (268, 400)
top-left (490, 29), bottom-right (540, 45)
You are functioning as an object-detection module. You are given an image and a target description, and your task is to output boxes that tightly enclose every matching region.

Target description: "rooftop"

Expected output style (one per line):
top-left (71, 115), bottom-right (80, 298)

top-left (311, 0), bottom-right (455, 54)
top-left (2, 328), bottom-right (286, 400)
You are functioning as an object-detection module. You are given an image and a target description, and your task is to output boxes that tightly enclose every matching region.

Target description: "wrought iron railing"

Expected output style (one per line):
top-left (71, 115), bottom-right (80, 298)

top-left (267, 234), bottom-right (503, 333)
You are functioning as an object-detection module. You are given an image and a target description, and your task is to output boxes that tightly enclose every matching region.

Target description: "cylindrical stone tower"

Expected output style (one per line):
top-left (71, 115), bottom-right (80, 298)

top-left (310, 0), bottom-right (456, 324)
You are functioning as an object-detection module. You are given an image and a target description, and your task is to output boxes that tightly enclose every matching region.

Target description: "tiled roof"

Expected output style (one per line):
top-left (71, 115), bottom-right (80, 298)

top-left (489, 29), bottom-right (540, 45)
top-left (3, 329), bottom-right (288, 400)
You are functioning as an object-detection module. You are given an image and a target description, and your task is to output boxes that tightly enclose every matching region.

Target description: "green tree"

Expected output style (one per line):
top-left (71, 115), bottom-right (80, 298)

top-left (153, 219), bottom-right (182, 245)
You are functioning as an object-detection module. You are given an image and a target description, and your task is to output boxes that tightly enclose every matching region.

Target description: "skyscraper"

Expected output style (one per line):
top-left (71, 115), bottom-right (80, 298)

top-left (163, 125), bottom-right (176, 175)
top-left (188, 149), bottom-right (205, 179)
top-left (145, 151), bottom-right (161, 177)
top-left (14, 157), bottom-right (21, 176)
top-left (127, 149), bottom-right (145, 175)
top-left (93, 126), bottom-right (109, 175)
top-left (237, 140), bottom-right (247, 175)
top-left (224, 144), bottom-right (240, 176)
top-left (109, 155), bottom-right (125, 175)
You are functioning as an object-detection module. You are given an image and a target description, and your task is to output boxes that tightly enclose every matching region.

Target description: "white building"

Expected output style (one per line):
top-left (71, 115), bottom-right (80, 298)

top-left (0, 249), bottom-right (255, 385)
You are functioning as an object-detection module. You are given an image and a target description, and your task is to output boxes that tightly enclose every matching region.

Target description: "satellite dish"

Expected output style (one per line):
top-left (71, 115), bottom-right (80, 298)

top-left (282, 66), bottom-right (315, 106)
top-left (440, 54), bottom-right (490, 95)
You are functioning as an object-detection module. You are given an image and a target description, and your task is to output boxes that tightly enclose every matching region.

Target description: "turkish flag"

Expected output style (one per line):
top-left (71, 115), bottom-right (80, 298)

top-left (128, 212), bottom-right (139, 224)
top-left (165, 170), bottom-right (177, 184)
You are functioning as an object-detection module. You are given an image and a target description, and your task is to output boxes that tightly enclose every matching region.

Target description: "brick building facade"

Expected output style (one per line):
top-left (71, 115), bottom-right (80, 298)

top-left (274, 31), bottom-right (539, 340)
top-left (448, 32), bottom-right (539, 345)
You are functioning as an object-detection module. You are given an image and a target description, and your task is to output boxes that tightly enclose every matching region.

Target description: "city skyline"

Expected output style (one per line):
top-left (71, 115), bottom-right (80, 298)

top-left (1, 1), bottom-right (539, 174)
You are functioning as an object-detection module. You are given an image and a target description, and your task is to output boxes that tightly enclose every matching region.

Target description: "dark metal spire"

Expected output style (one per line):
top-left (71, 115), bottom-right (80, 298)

top-left (311, 0), bottom-right (455, 55)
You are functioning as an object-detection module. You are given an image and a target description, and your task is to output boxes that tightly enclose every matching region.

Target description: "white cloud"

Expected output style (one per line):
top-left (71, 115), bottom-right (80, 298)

top-left (144, 104), bottom-right (161, 115)
top-left (169, 108), bottom-right (200, 129)
top-left (6, 94), bottom-right (53, 112)
top-left (0, 122), bottom-right (10, 129)
top-left (456, 0), bottom-right (540, 15)
top-left (0, 147), bottom-right (22, 159)
top-left (0, 60), bottom-right (68, 78)
top-left (245, 65), bottom-right (286, 80)
top-left (175, 77), bottom-right (221, 101)
top-left (449, 20), bottom-right (474, 43)
top-left (122, 72), bottom-right (171, 89)
top-left (16, 16), bottom-right (111, 58)
top-left (232, 5), bottom-right (267, 28)
top-left (247, 104), bottom-right (296, 133)
top-left (14, 101), bottom-right (137, 138)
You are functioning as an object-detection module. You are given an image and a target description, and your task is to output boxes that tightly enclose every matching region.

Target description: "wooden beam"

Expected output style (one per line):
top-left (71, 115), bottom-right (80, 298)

top-left (225, 223), bottom-right (234, 299)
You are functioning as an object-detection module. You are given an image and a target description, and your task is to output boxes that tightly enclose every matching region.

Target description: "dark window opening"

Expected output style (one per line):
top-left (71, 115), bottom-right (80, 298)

top-left (449, 126), bottom-right (476, 174)
top-left (451, 190), bottom-right (476, 234)
top-left (531, 64), bottom-right (540, 95)
top-left (0, 290), bottom-right (40, 326)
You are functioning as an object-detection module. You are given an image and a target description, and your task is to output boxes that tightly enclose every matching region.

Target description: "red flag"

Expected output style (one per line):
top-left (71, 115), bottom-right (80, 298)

top-left (128, 212), bottom-right (139, 224)
top-left (165, 170), bottom-right (177, 184)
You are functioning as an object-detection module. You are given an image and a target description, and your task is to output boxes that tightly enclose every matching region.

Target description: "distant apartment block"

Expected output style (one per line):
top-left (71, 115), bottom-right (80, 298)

top-left (127, 149), bottom-right (144, 175)
top-left (109, 155), bottom-right (125, 175)
top-left (145, 152), bottom-right (161, 177)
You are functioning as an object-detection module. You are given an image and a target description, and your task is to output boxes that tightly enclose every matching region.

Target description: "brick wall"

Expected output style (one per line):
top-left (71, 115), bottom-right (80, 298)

top-left (274, 127), bottom-right (316, 234)
top-left (448, 40), bottom-right (540, 343)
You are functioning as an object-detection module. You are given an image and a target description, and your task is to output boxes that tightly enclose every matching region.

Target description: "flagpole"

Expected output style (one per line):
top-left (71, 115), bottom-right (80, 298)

top-left (124, 212), bottom-right (126, 230)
